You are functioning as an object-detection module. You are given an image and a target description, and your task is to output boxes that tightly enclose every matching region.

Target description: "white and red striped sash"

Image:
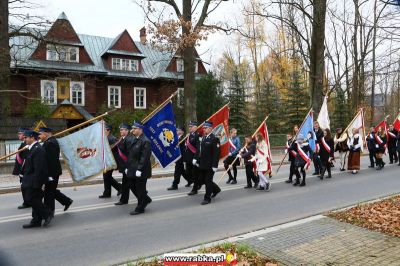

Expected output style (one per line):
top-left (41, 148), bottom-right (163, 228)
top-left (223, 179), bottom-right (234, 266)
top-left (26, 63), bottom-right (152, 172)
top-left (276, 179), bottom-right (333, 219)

top-left (16, 153), bottom-right (24, 165)
top-left (297, 143), bottom-right (311, 169)
top-left (388, 131), bottom-right (396, 139)
top-left (186, 136), bottom-right (197, 154)
top-left (374, 134), bottom-right (384, 145)
top-left (286, 142), bottom-right (297, 157)
top-left (118, 147), bottom-right (128, 162)
top-left (321, 137), bottom-right (331, 154)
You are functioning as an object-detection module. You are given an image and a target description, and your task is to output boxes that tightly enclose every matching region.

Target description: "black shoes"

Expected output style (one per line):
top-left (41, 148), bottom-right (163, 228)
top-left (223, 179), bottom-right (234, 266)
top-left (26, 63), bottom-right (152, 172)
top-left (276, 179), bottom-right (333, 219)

top-left (285, 179), bottom-right (292, 183)
top-left (368, 165), bottom-right (375, 168)
top-left (22, 223), bottom-right (41, 229)
top-left (130, 210), bottom-right (144, 215)
top-left (312, 172), bottom-right (319, 175)
top-left (327, 174), bottom-right (332, 178)
top-left (43, 216), bottom-right (53, 227)
top-left (99, 194), bottom-right (111, 198)
top-left (293, 181), bottom-right (300, 186)
top-left (230, 180), bottom-right (237, 184)
top-left (185, 182), bottom-right (193, 187)
top-left (226, 179), bottom-right (232, 184)
top-left (188, 191), bottom-right (197, 196)
top-left (201, 200), bottom-right (210, 205)
top-left (211, 189), bottom-right (221, 198)
top-left (18, 203), bottom-right (30, 209)
top-left (64, 200), bottom-right (73, 211)
top-left (244, 185), bottom-right (252, 189)
top-left (319, 174), bottom-right (324, 180)
top-left (114, 201), bottom-right (128, 205)
top-left (167, 186), bottom-right (178, 191)
top-left (340, 168), bottom-right (346, 171)
top-left (256, 186), bottom-right (265, 191)
top-left (299, 182), bottom-right (306, 187)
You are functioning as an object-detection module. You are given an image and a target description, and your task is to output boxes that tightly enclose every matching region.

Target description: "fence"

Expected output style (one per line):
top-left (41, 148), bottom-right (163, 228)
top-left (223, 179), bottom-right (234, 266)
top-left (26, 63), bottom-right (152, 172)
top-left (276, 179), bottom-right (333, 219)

top-left (0, 140), bottom-right (21, 163)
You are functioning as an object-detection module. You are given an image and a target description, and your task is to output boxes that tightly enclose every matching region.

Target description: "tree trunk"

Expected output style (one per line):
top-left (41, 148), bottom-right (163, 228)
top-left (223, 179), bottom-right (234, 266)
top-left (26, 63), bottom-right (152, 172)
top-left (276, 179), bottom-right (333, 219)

top-left (0, 0), bottom-right (10, 117)
top-left (370, 0), bottom-right (378, 124)
top-left (309, 0), bottom-right (327, 113)
top-left (182, 0), bottom-right (197, 127)
top-left (352, 0), bottom-right (360, 113)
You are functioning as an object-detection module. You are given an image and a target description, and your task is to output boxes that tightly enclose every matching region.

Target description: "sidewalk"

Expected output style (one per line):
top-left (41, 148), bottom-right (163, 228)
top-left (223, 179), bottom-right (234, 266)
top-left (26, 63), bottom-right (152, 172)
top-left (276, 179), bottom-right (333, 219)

top-left (238, 216), bottom-right (400, 265)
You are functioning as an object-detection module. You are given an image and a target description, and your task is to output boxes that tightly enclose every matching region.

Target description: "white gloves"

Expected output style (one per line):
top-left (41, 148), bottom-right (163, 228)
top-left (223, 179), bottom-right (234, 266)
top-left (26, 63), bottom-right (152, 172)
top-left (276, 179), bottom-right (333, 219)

top-left (135, 170), bottom-right (142, 177)
top-left (236, 154), bottom-right (242, 158)
top-left (125, 169), bottom-right (128, 175)
top-left (48, 177), bottom-right (54, 181)
top-left (212, 167), bottom-right (218, 172)
top-left (192, 159), bottom-right (197, 165)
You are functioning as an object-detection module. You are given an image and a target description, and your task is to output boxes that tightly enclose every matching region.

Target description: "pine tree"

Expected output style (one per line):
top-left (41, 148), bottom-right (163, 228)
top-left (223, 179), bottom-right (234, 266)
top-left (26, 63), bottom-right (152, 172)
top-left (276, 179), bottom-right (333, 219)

top-left (332, 88), bottom-right (351, 129)
top-left (227, 69), bottom-right (250, 135)
top-left (254, 80), bottom-right (281, 133)
top-left (285, 68), bottom-right (309, 132)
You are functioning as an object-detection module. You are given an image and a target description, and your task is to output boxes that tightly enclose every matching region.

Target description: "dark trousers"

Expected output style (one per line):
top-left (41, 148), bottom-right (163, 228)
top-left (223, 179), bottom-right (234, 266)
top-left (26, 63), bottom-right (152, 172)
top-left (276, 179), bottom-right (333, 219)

top-left (245, 163), bottom-right (258, 187)
top-left (294, 165), bottom-right (306, 185)
top-left (19, 177), bottom-right (29, 206)
top-left (288, 160), bottom-right (296, 181)
top-left (369, 151), bottom-right (376, 167)
top-left (198, 169), bottom-right (220, 201)
top-left (398, 150), bottom-right (400, 165)
top-left (321, 160), bottom-right (332, 177)
top-left (44, 177), bottom-right (71, 211)
top-left (172, 160), bottom-right (191, 186)
top-left (120, 172), bottom-right (136, 203)
top-left (127, 178), bottom-right (151, 212)
top-left (223, 156), bottom-right (238, 181)
top-left (388, 148), bottom-right (398, 163)
top-left (102, 170), bottom-right (121, 196)
top-left (313, 153), bottom-right (322, 174)
top-left (25, 188), bottom-right (50, 224)
top-left (188, 162), bottom-right (200, 192)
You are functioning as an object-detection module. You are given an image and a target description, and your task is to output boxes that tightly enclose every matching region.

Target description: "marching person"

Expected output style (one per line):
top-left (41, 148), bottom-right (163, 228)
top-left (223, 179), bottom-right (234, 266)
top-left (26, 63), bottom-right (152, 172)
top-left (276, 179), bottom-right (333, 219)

top-left (387, 124), bottom-right (398, 164)
top-left (195, 121), bottom-right (221, 205)
top-left (115, 123), bottom-right (135, 205)
top-left (366, 127), bottom-right (377, 168)
top-left (126, 122), bottom-right (152, 215)
top-left (38, 127), bottom-right (73, 217)
top-left (375, 126), bottom-right (386, 170)
top-left (224, 128), bottom-right (240, 184)
top-left (347, 128), bottom-right (363, 174)
top-left (397, 131), bottom-right (400, 166)
top-left (21, 130), bottom-right (52, 228)
top-left (334, 127), bottom-right (348, 171)
top-left (167, 126), bottom-right (192, 190)
top-left (237, 136), bottom-right (258, 188)
top-left (289, 134), bottom-right (311, 187)
top-left (285, 132), bottom-right (297, 183)
top-left (253, 133), bottom-right (271, 191)
top-left (319, 129), bottom-right (335, 179)
top-left (99, 124), bottom-right (122, 198)
top-left (187, 121), bottom-right (201, 196)
top-left (13, 127), bottom-right (30, 209)
top-left (312, 121), bottom-right (323, 175)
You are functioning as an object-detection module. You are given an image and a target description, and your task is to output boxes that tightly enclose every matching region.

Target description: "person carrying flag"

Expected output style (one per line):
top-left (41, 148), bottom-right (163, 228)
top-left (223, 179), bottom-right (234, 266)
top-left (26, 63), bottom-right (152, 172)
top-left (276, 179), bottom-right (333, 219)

top-left (319, 129), bottom-right (335, 179)
top-left (13, 127), bottom-right (30, 210)
top-left (252, 133), bottom-right (271, 191)
top-left (366, 127), bottom-right (377, 168)
top-left (237, 136), bottom-right (258, 188)
top-left (334, 127), bottom-right (349, 171)
top-left (187, 121), bottom-right (201, 196)
top-left (375, 126), bottom-right (387, 170)
top-left (289, 134), bottom-right (311, 187)
top-left (285, 132), bottom-right (297, 183)
top-left (347, 128), bottom-right (363, 174)
top-left (387, 124), bottom-right (398, 164)
top-left (224, 128), bottom-right (241, 184)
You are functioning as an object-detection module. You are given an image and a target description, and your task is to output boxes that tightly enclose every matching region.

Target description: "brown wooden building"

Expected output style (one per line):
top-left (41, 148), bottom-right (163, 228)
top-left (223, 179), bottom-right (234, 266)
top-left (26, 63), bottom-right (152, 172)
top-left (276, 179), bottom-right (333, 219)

top-left (9, 12), bottom-right (206, 120)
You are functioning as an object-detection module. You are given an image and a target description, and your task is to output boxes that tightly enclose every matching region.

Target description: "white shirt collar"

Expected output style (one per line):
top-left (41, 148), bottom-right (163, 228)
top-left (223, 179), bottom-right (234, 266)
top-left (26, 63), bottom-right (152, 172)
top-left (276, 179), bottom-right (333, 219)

top-left (28, 141), bottom-right (37, 150)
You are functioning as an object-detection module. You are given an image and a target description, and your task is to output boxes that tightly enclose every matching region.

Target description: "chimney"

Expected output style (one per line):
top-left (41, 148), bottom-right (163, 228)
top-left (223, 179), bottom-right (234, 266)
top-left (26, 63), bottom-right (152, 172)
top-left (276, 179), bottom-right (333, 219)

top-left (140, 27), bottom-right (147, 44)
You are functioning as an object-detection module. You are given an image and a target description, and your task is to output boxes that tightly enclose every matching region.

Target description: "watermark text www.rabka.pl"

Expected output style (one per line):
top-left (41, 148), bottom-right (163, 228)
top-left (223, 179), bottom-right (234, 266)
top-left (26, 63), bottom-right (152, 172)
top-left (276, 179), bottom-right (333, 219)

top-left (163, 253), bottom-right (237, 265)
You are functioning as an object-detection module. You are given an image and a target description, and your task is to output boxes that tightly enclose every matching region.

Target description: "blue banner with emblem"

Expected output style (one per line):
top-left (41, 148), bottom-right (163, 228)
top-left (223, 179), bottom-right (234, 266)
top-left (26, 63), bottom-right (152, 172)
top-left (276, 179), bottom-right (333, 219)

top-left (299, 111), bottom-right (316, 152)
top-left (143, 102), bottom-right (181, 168)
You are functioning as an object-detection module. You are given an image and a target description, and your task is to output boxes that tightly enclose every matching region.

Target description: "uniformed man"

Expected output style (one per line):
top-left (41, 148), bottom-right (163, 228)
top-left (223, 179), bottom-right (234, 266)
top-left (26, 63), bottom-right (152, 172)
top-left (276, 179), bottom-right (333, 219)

top-left (387, 124), bottom-right (398, 164)
top-left (38, 127), bottom-right (73, 217)
top-left (224, 128), bottom-right (240, 184)
top-left (366, 127), bottom-right (377, 168)
top-left (115, 123), bottom-right (135, 205)
top-left (285, 133), bottom-right (297, 183)
top-left (195, 121), bottom-right (221, 205)
top-left (13, 127), bottom-right (30, 209)
top-left (167, 126), bottom-right (191, 190)
top-left (186, 121), bottom-right (201, 196)
top-left (99, 124), bottom-right (122, 198)
top-left (126, 122), bottom-right (152, 215)
top-left (21, 130), bottom-right (52, 228)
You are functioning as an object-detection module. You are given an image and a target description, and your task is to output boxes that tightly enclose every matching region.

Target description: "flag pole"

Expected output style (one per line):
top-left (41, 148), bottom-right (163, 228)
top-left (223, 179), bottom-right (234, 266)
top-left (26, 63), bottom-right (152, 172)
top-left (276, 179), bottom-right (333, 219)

top-left (141, 90), bottom-right (179, 124)
top-left (276, 108), bottom-right (313, 174)
top-left (0, 110), bottom-right (116, 162)
top-left (342, 108), bottom-right (362, 135)
top-left (216, 115), bottom-right (269, 186)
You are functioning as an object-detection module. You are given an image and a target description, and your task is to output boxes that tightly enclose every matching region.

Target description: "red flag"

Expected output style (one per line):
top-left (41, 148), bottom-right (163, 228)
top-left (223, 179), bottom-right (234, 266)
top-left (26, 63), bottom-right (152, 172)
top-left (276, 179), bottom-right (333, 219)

top-left (393, 114), bottom-right (400, 131)
top-left (252, 122), bottom-right (273, 173)
top-left (198, 105), bottom-right (230, 159)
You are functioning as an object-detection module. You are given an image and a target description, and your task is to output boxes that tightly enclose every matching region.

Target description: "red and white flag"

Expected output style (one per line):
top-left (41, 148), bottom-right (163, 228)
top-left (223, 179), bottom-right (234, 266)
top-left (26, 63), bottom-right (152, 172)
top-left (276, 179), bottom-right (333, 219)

top-left (346, 108), bottom-right (365, 152)
top-left (252, 122), bottom-right (272, 173)
top-left (198, 105), bottom-right (230, 159)
top-left (374, 119), bottom-right (388, 145)
top-left (393, 113), bottom-right (400, 132)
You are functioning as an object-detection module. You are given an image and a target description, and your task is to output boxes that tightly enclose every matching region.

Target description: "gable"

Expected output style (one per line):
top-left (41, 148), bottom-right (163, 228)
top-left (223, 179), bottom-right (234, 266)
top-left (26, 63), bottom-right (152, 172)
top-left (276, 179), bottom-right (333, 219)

top-left (110, 30), bottom-right (141, 54)
top-left (45, 17), bottom-right (81, 44)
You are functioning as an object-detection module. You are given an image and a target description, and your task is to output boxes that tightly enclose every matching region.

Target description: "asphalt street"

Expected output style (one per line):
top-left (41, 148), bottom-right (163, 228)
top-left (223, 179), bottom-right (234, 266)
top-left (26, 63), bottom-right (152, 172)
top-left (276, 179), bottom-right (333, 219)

top-left (0, 155), bottom-right (399, 266)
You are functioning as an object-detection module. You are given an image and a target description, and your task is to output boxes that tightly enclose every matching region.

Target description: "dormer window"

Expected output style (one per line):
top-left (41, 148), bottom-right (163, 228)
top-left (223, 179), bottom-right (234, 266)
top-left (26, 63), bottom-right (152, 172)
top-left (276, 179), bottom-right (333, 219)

top-left (176, 58), bottom-right (198, 73)
top-left (46, 44), bottom-right (79, 63)
top-left (111, 58), bottom-right (139, 72)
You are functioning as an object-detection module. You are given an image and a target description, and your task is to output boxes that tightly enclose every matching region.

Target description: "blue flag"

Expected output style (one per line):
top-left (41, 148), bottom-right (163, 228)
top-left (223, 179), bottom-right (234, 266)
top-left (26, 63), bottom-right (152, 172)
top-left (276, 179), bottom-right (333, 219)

top-left (299, 111), bottom-right (316, 152)
top-left (143, 102), bottom-right (181, 168)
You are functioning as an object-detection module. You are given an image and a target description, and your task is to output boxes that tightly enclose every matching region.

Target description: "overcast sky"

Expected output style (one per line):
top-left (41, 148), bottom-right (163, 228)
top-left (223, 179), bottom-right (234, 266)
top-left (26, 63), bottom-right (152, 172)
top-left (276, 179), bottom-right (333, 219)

top-left (25, 0), bottom-right (244, 69)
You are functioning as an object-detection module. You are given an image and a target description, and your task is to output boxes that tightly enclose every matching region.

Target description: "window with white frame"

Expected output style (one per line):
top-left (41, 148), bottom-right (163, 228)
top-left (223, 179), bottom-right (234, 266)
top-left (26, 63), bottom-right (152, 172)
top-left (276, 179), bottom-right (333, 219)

top-left (134, 87), bottom-right (146, 109)
top-left (41, 80), bottom-right (57, 104)
top-left (70, 81), bottom-right (85, 105)
top-left (195, 61), bottom-right (199, 73)
top-left (46, 44), bottom-right (79, 62)
top-left (177, 87), bottom-right (184, 108)
top-left (176, 58), bottom-right (184, 72)
top-left (108, 86), bottom-right (121, 108)
top-left (111, 58), bottom-right (139, 72)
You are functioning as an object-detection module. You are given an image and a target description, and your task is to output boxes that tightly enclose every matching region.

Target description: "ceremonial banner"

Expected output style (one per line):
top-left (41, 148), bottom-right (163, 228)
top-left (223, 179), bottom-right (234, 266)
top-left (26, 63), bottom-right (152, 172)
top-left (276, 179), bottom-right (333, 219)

top-left (253, 122), bottom-right (272, 172)
top-left (198, 105), bottom-right (230, 158)
top-left (393, 113), bottom-right (400, 131)
top-left (143, 102), bottom-right (181, 168)
top-left (58, 121), bottom-right (116, 182)
top-left (299, 111), bottom-right (317, 152)
top-left (346, 108), bottom-right (365, 152)
top-left (317, 96), bottom-right (330, 130)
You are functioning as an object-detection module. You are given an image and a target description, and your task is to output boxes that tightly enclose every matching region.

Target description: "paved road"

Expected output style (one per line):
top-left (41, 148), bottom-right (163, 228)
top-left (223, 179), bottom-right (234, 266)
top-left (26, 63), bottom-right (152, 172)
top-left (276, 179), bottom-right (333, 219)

top-left (0, 156), bottom-right (399, 266)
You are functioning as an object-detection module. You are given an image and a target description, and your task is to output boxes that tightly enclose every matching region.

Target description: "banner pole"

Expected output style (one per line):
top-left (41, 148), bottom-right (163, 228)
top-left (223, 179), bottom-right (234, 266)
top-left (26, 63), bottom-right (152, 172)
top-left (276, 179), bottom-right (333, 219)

top-left (141, 90), bottom-right (179, 124)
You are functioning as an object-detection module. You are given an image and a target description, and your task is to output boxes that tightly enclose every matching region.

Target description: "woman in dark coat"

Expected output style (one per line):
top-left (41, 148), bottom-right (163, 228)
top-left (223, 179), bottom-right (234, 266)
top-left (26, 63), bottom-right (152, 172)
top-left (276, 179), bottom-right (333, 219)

top-left (319, 129), bottom-right (335, 179)
top-left (375, 126), bottom-right (387, 170)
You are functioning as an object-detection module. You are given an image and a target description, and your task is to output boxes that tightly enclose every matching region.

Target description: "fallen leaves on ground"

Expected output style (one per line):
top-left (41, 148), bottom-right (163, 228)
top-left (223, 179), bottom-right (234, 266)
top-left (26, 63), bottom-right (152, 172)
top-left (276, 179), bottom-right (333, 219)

top-left (328, 194), bottom-right (400, 237)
